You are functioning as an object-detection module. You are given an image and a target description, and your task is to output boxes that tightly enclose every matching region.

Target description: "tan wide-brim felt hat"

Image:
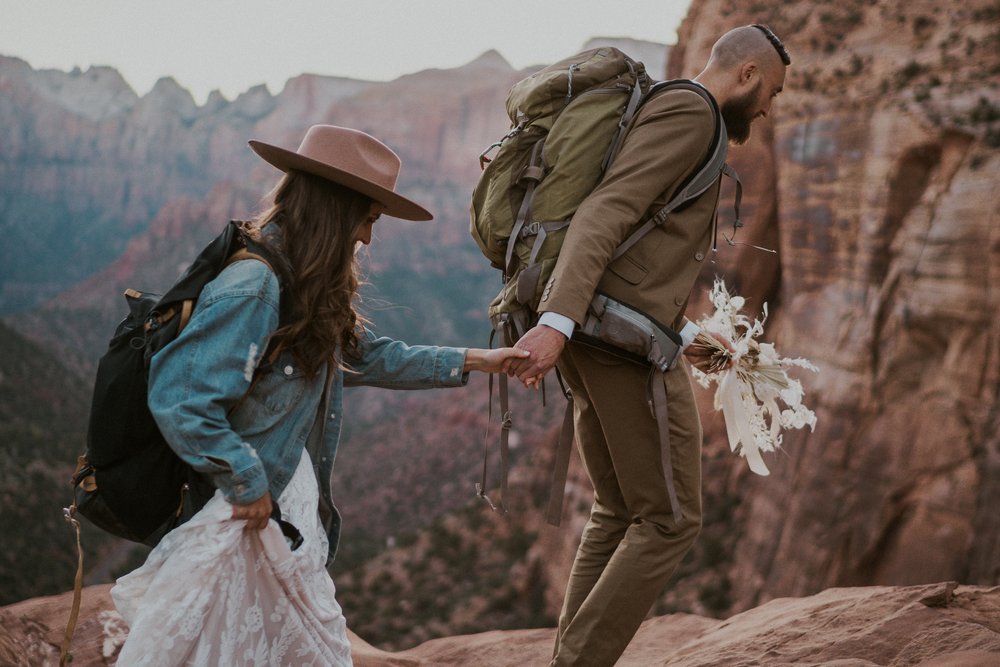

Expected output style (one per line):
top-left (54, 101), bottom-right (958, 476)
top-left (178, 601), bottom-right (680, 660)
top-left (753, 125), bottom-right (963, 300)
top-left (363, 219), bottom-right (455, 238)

top-left (249, 125), bottom-right (432, 221)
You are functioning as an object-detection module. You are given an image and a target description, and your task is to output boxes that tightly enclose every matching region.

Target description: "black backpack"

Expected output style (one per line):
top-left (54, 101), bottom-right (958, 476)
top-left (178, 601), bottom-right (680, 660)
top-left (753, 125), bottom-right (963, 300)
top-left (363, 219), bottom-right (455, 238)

top-left (69, 220), bottom-right (285, 546)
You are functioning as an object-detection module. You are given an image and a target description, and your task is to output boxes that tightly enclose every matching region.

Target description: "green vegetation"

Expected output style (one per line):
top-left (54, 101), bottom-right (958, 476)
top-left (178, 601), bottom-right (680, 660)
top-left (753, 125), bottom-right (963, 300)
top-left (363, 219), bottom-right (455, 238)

top-left (335, 505), bottom-right (553, 650)
top-left (0, 321), bottom-right (128, 605)
top-left (698, 576), bottom-right (733, 615)
top-left (970, 97), bottom-right (1000, 124)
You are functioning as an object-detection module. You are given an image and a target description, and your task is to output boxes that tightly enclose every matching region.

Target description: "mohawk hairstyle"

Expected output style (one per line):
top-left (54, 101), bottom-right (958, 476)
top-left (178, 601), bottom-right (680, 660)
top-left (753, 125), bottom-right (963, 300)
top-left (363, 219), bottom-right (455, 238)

top-left (752, 24), bottom-right (791, 66)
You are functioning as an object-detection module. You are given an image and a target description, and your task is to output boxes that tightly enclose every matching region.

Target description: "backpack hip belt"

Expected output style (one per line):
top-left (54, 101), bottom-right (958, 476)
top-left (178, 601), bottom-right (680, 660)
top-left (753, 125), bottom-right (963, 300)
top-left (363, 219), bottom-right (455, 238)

top-left (577, 293), bottom-right (683, 372)
top-left (544, 294), bottom-right (685, 527)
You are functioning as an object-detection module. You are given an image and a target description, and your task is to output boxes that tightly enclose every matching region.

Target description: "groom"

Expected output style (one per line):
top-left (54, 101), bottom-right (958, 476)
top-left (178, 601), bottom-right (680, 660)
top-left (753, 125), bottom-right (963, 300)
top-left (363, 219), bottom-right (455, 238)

top-left (508, 25), bottom-right (791, 666)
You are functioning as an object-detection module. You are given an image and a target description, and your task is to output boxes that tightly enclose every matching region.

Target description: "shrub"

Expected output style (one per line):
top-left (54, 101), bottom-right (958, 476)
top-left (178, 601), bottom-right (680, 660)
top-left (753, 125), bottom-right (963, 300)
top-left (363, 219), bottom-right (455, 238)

top-left (912, 15), bottom-right (935, 35)
top-left (698, 576), bottom-right (733, 615)
top-left (896, 61), bottom-right (927, 86)
top-left (970, 97), bottom-right (1000, 124)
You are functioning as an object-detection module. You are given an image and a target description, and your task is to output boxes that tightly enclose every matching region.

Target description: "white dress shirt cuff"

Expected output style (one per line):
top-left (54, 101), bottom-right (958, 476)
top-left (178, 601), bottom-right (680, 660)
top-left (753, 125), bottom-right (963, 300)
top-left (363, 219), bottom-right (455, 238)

top-left (679, 320), bottom-right (701, 350)
top-left (538, 312), bottom-right (576, 340)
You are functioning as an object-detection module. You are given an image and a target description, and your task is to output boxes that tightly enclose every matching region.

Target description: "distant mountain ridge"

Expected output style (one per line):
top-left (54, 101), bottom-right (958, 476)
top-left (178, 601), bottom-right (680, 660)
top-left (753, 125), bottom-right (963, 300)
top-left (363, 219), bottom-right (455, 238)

top-left (0, 54), bottom-right (376, 314)
top-left (0, 37), bottom-right (671, 316)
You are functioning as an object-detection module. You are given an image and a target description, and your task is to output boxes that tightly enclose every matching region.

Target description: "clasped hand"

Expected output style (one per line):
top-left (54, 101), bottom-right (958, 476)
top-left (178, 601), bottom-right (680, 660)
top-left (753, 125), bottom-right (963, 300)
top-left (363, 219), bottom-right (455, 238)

top-left (506, 325), bottom-right (567, 389)
top-left (505, 326), bottom-right (736, 386)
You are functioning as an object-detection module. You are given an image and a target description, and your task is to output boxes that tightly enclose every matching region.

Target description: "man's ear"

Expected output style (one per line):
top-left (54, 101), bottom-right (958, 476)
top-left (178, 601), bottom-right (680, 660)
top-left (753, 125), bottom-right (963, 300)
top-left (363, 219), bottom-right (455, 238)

top-left (739, 62), bottom-right (759, 85)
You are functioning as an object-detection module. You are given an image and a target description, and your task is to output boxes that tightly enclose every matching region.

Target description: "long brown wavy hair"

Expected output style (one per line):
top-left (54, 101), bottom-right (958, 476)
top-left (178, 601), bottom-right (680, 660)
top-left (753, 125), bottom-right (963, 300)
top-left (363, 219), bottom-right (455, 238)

top-left (250, 170), bottom-right (373, 376)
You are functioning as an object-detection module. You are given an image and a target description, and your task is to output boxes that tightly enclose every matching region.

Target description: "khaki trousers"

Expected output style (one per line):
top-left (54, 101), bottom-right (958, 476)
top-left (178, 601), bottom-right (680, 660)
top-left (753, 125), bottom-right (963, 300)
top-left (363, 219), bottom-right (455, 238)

top-left (551, 342), bottom-right (703, 667)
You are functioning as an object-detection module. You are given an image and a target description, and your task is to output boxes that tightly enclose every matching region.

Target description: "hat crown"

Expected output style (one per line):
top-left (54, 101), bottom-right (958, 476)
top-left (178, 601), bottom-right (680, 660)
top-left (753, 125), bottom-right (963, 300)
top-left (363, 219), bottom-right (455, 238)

top-left (296, 125), bottom-right (400, 191)
top-left (248, 124), bottom-right (432, 220)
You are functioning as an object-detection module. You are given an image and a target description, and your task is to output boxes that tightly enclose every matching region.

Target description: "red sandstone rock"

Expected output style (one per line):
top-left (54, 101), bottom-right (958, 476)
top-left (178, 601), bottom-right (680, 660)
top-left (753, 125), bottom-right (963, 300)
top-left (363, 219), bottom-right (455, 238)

top-left (2, 583), bottom-right (997, 666)
top-left (665, 0), bottom-right (1000, 616)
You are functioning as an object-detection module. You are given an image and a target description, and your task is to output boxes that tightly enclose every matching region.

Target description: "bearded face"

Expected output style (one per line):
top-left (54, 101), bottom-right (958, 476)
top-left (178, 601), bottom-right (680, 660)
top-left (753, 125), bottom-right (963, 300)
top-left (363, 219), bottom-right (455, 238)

top-left (721, 79), bottom-right (762, 145)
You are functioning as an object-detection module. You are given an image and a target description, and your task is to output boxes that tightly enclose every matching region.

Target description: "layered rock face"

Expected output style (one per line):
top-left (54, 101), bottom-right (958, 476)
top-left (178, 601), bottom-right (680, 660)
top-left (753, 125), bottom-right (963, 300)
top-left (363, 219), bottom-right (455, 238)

top-left (666, 0), bottom-right (1000, 612)
top-left (4, 582), bottom-right (998, 666)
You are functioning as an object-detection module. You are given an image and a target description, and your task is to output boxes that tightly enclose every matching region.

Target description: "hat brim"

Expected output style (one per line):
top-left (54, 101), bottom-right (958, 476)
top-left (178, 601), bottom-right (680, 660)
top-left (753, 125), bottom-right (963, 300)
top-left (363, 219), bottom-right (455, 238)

top-left (248, 140), bottom-right (433, 221)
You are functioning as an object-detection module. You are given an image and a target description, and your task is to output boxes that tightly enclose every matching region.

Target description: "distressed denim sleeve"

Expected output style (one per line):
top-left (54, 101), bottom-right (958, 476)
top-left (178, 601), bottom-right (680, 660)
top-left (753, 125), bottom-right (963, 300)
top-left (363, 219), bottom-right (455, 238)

top-left (343, 328), bottom-right (469, 389)
top-left (147, 261), bottom-right (280, 505)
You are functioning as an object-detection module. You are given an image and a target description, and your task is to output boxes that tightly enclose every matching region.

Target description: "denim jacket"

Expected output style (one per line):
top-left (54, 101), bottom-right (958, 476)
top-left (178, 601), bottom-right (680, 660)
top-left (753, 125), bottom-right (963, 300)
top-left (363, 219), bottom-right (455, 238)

top-left (147, 257), bottom-right (469, 561)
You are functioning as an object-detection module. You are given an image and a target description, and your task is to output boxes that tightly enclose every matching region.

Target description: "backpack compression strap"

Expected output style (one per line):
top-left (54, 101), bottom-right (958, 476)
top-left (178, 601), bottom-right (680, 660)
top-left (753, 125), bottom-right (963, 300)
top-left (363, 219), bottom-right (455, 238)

top-left (610, 80), bottom-right (739, 262)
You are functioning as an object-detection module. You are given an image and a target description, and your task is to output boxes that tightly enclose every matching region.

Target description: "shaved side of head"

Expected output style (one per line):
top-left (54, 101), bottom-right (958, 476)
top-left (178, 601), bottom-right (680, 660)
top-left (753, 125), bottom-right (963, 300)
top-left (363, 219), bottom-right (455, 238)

top-left (708, 24), bottom-right (791, 72)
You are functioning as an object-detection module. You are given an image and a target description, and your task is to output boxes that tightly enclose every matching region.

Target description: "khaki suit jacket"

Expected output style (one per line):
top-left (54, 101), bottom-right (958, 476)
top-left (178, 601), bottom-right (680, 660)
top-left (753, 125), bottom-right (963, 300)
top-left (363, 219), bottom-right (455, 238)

top-left (537, 87), bottom-right (722, 332)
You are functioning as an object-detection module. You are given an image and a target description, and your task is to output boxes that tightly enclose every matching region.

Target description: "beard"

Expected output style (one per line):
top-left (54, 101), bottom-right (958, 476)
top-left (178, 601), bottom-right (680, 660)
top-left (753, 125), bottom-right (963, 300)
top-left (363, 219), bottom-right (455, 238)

top-left (721, 81), bottom-right (761, 145)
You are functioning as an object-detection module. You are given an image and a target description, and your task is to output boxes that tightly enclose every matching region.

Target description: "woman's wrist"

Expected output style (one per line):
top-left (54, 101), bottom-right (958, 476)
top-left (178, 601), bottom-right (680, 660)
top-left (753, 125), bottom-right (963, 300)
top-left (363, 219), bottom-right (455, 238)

top-left (463, 348), bottom-right (482, 373)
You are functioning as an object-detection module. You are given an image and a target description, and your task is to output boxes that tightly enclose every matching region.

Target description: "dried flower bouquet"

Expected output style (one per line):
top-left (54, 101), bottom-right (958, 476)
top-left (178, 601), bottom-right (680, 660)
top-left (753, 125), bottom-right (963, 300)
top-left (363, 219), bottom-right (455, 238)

top-left (691, 279), bottom-right (818, 475)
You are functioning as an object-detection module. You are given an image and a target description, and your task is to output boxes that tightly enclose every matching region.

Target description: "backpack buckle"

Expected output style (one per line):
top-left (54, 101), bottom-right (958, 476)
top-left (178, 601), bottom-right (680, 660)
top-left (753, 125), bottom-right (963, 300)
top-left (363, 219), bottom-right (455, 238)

top-left (478, 122), bottom-right (526, 170)
top-left (521, 222), bottom-right (541, 237)
top-left (479, 141), bottom-right (502, 170)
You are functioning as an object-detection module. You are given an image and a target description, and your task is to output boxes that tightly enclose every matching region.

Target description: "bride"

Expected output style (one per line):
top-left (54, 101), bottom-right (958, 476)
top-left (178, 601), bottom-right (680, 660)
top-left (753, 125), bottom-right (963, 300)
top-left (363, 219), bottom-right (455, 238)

top-left (111, 125), bottom-right (527, 665)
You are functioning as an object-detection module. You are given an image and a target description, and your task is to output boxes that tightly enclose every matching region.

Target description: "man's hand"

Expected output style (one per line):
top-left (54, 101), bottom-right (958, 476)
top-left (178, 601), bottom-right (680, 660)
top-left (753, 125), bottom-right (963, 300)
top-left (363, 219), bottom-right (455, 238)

top-left (463, 347), bottom-right (531, 375)
top-left (683, 330), bottom-right (736, 373)
top-left (231, 491), bottom-right (273, 530)
top-left (509, 325), bottom-right (567, 388)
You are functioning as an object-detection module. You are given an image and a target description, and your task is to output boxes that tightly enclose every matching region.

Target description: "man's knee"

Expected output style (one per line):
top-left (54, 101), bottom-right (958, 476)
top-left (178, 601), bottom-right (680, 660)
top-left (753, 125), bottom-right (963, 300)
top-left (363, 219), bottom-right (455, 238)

top-left (580, 503), bottom-right (631, 550)
top-left (644, 509), bottom-right (702, 550)
top-left (679, 511), bottom-right (702, 547)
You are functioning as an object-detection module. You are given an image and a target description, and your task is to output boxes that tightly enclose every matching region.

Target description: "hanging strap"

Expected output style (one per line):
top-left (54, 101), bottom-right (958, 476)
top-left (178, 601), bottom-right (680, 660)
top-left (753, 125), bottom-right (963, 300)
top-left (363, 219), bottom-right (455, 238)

top-left (497, 373), bottom-right (511, 514)
top-left (476, 372), bottom-right (512, 516)
top-left (717, 163), bottom-right (744, 251)
top-left (545, 390), bottom-right (576, 526)
top-left (602, 69), bottom-right (646, 173)
top-left (477, 328), bottom-right (511, 516)
top-left (59, 500), bottom-right (85, 666)
top-left (649, 369), bottom-right (683, 525)
top-left (544, 364), bottom-right (682, 527)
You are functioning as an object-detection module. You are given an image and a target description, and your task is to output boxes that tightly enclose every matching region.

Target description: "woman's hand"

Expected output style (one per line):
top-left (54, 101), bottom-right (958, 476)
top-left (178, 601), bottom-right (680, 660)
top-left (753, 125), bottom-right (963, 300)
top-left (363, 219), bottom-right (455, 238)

top-left (463, 347), bottom-right (530, 375)
top-left (231, 491), bottom-right (273, 530)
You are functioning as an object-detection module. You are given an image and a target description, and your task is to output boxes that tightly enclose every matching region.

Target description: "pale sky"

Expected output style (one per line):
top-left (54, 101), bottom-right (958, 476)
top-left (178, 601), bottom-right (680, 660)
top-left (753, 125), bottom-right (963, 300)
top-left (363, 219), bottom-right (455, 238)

top-left (1, 0), bottom-right (692, 104)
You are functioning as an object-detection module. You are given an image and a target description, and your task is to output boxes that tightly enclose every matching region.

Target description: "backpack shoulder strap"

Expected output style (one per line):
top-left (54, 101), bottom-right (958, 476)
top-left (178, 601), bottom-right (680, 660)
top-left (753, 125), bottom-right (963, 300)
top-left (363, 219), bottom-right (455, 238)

top-left (173, 247), bottom-right (275, 336)
top-left (642, 79), bottom-right (729, 209)
top-left (175, 224), bottom-right (286, 337)
top-left (224, 247), bottom-right (275, 273)
top-left (609, 80), bottom-right (738, 262)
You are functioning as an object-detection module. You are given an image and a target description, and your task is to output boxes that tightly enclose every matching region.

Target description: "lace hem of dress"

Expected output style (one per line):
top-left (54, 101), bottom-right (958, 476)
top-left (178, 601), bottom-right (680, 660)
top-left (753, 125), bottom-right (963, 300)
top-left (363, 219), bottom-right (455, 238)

top-left (112, 450), bottom-right (353, 667)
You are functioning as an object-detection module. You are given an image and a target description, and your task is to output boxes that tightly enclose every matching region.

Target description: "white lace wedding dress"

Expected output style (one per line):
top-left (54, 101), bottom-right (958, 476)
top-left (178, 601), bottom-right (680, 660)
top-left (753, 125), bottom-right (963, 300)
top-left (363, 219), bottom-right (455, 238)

top-left (111, 450), bottom-right (353, 666)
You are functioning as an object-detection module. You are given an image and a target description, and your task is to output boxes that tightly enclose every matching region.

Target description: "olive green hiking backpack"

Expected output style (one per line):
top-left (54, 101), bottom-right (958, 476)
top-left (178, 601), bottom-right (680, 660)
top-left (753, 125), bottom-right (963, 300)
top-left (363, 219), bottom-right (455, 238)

top-left (469, 47), bottom-right (739, 524)
top-left (470, 46), bottom-right (736, 349)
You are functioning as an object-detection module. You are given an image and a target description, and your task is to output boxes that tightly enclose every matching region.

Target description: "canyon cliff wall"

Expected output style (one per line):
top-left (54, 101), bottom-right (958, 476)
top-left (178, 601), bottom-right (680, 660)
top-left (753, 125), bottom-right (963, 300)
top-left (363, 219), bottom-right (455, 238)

top-left (663, 0), bottom-right (1000, 612)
